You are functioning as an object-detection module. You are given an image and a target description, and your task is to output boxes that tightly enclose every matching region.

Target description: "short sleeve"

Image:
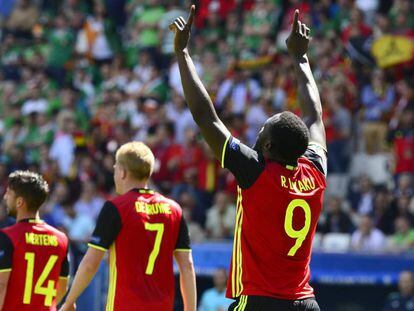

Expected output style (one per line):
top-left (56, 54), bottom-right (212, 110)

top-left (175, 215), bottom-right (191, 251)
top-left (0, 231), bottom-right (13, 272)
top-left (88, 201), bottom-right (122, 251)
top-left (60, 247), bottom-right (70, 278)
top-left (303, 142), bottom-right (328, 176)
top-left (221, 136), bottom-right (265, 189)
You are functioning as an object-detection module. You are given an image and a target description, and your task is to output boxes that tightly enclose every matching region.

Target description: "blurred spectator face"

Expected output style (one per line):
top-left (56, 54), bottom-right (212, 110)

top-left (55, 182), bottom-right (69, 203)
top-left (232, 69), bottom-right (244, 83)
top-left (0, 165), bottom-right (7, 181)
top-left (94, 3), bottom-right (105, 16)
top-left (29, 86), bottom-right (41, 99)
top-left (399, 108), bottom-right (414, 128)
top-left (80, 156), bottom-right (94, 171)
top-left (350, 8), bottom-right (364, 24)
top-left (202, 51), bottom-right (217, 66)
top-left (37, 113), bottom-right (48, 126)
top-left (214, 192), bottom-right (228, 213)
top-left (397, 195), bottom-right (412, 212)
top-left (155, 124), bottom-right (172, 142)
top-left (103, 154), bottom-right (115, 171)
top-left (395, 217), bottom-right (411, 235)
top-left (359, 215), bottom-right (373, 235)
top-left (262, 70), bottom-right (275, 88)
top-left (63, 115), bottom-right (76, 133)
top-left (398, 174), bottom-right (413, 192)
top-left (138, 51), bottom-right (152, 66)
top-left (19, 0), bottom-right (31, 8)
top-left (401, 0), bottom-right (411, 10)
top-left (0, 202), bottom-right (9, 221)
top-left (63, 204), bottom-right (76, 218)
top-left (184, 127), bottom-right (197, 144)
top-left (375, 14), bottom-right (390, 33)
top-left (67, 0), bottom-right (79, 6)
top-left (55, 16), bottom-right (66, 28)
top-left (57, 110), bottom-right (75, 132)
top-left (396, 13), bottom-right (408, 28)
top-left (28, 112), bottom-right (38, 125)
top-left (226, 13), bottom-right (238, 31)
top-left (359, 176), bottom-right (372, 193)
top-left (183, 168), bottom-right (198, 186)
top-left (328, 197), bottom-right (342, 214)
top-left (398, 271), bottom-right (414, 297)
top-left (21, 67), bottom-right (33, 82)
top-left (374, 191), bottom-right (390, 212)
top-left (10, 119), bottom-right (23, 134)
top-left (81, 181), bottom-right (96, 199)
top-left (371, 70), bottom-right (385, 88)
top-left (9, 147), bottom-right (24, 162)
top-left (213, 268), bottom-right (227, 292)
top-left (181, 206), bottom-right (192, 222)
top-left (146, 0), bottom-right (159, 6)
top-left (179, 192), bottom-right (195, 211)
top-left (206, 12), bottom-right (220, 26)
top-left (172, 91), bottom-right (186, 110)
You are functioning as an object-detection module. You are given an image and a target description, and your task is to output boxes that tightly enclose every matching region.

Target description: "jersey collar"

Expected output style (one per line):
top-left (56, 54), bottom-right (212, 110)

top-left (19, 218), bottom-right (44, 224)
top-left (132, 188), bottom-right (155, 195)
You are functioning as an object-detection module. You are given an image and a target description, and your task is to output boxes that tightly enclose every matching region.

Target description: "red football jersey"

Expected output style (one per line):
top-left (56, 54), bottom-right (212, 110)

top-left (394, 134), bottom-right (414, 174)
top-left (88, 188), bottom-right (190, 311)
top-left (222, 137), bottom-right (327, 300)
top-left (0, 219), bottom-right (69, 311)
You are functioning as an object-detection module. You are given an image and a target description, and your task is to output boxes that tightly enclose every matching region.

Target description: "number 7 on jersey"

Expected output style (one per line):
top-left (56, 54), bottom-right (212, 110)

top-left (144, 222), bottom-right (164, 275)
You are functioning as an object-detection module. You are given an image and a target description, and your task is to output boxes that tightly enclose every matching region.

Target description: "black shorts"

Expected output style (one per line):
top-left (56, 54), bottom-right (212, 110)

top-left (228, 295), bottom-right (320, 311)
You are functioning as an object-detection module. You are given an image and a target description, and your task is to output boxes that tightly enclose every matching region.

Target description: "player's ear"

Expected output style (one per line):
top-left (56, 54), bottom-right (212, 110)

top-left (122, 167), bottom-right (128, 180)
top-left (16, 197), bottom-right (24, 209)
top-left (264, 141), bottom-right (272, 153)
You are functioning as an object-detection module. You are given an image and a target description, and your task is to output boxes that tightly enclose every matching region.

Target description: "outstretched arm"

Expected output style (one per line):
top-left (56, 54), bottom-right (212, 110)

top-left (170, 6), bottom-right (231, 160)
top-left (286, 10), bottom-right (326, 149)
top-left (59, 248), bottom-right (105, 311)
top-left (174, 251), bottom-right (196, 311)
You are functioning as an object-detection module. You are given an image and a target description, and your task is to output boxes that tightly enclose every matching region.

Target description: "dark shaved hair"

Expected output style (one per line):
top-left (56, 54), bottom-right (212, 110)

top-left (8, 170), bottom-right (49, 212)
top-left (267, 112), bottom-right (310, 165)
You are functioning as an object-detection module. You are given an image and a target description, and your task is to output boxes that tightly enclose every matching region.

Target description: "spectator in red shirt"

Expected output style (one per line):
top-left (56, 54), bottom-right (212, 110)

top-left (341, 7), bottom-right (372, 43)
top-left (388, 105), bottom-right (414, 175)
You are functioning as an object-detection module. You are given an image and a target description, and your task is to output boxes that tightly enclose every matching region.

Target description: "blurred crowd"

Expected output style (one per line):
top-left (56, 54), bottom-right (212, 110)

top-left (0, 0), bottom-right (413, 259)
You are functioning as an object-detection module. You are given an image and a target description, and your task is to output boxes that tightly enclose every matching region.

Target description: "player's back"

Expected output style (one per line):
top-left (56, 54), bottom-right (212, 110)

top-left (105, 189), bottom-right (186, 311)
top-left (222, 138), bottom-right (327, 300)
top-left (0, 220), bottom-right (69, 311)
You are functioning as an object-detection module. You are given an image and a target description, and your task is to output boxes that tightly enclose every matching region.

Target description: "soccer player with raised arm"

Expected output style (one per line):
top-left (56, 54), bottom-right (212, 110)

top-left (0, 171), bottom-right (70, 310)
top-left (171, 7), bottom-right (326, 311)
top-left (60, 142), bottom-right (196, 311)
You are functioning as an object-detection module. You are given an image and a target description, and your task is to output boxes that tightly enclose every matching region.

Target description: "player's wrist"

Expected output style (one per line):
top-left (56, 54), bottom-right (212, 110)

top-left (175, 47), bottom-right (189, 56)
top-left (291, 53), bottom-right (308, 63)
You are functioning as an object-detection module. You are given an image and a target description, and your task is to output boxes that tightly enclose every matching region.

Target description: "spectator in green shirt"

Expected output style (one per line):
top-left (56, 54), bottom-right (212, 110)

top-left (389, 216), bottom-right (414, 253)
top-left (133, 0), bottom-right (165, 48)
top-left (46, 15), bottom-right (74, 85)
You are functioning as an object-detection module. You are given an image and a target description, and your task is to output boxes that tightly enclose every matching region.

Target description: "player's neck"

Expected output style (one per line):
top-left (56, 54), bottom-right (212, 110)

top-left (16, 211), bottom-right (40, 223)
top-left (120, 179), bottom-right (148, 195)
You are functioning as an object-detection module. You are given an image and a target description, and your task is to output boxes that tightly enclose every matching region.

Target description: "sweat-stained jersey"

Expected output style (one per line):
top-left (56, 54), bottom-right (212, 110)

top-left (88, 188), bottom-right (191, 311)
top-left (222, 137), bottom-right (327, 301)
top-left (0, 219), bottom-right (69, 311)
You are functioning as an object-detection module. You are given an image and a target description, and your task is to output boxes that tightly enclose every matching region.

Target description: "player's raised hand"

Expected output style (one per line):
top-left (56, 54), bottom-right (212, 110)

top-left (286, 9), bottom-right (310, 58)
top-left (169, 5), bottom-right (195, 53)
